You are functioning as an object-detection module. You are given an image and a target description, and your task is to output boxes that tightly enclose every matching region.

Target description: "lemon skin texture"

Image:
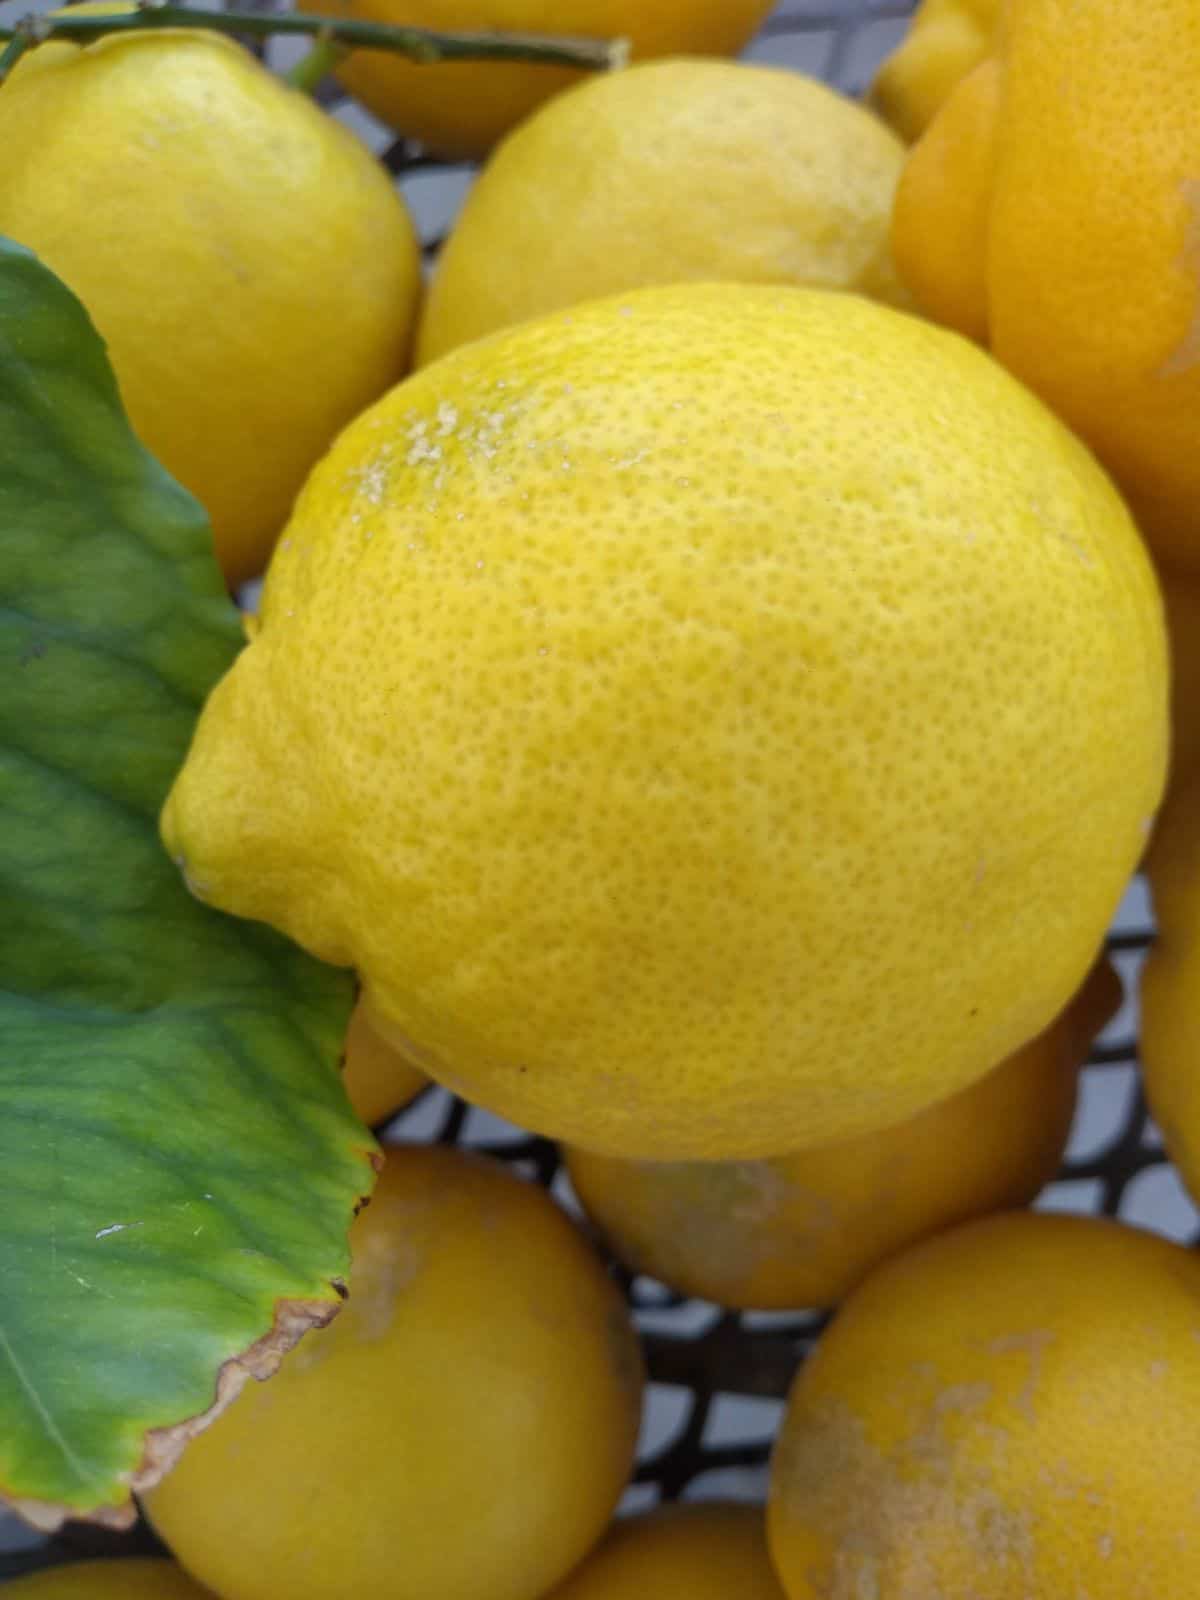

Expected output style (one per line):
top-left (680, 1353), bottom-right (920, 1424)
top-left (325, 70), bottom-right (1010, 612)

top-left (417, 58), bottom-right (909, 365)
top-left (892, 0), bottom-right (1200, 569)
top-left (0, 27), bottom-right (421, 585)
top-left (341, 994), bottom-right (427, 1126)
top-left (295, 0), bottom-right (775, 161)
top-left (870, 0), bottom-right (1001, 142)
top-left (145, 1145), bottom-right (644, 1600)
top-left (162, 282), bottom-right (1167, 1161)
top-left (3, 1564), bottom-right (212, 1599)
top-left (768, 1212), bottom-right (1200, 1599)
top-left (566, 960), bottom-right (1118, 1310)
top-left (548, 1503), bottom-right (788, 1599)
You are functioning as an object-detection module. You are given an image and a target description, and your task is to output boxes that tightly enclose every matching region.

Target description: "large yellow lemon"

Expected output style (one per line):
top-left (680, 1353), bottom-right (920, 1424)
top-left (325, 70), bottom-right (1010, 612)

top-left (769, 1212), bottom-right (1200, 1597)
top-left (145, 1145), bottom-right (643, 1599)
top-left (0, 24), bottom-right (420, 584)
top-left (417, 58), bottom-right (908, 365)
top-left (296, 0), bottom-right (774, 160)
top-left (162, 283), bottom-right (1166, 1160)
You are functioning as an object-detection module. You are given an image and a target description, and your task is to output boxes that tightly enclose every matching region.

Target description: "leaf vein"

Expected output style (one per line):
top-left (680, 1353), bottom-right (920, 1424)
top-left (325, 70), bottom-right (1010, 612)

top-left (0, 1320), bottom-right (94, 1491)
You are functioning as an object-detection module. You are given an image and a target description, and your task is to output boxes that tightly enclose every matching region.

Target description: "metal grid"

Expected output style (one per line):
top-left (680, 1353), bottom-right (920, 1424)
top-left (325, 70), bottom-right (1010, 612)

top-left (4, 0), bottom-right (1189, 1579)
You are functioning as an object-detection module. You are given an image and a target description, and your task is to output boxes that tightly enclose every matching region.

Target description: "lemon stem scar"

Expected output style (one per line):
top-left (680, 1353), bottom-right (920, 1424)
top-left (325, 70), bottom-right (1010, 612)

top-left (0, 6), bottom-right (627, 89)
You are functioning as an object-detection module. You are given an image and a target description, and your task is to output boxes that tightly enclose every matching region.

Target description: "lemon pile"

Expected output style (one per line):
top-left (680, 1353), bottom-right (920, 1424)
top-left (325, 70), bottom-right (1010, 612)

top-left (9, 0), bottom-right (1200, 1596)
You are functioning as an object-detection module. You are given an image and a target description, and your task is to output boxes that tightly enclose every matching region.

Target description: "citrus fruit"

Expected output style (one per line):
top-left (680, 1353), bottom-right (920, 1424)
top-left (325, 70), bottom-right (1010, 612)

top-left (0, 21), bottom-right (420, 585)
top-left (566, 959), bottom-right (1118, 1309)
top-left (1140, 787), bottom-right (1200, 1208)
top-left (768, 1212), bottom-right (1200, 1598)
top-left (4, 1564), bottom-right (211, 1598)
top-left (144, 1145), bottom-right (643, 1600)
top-left (295, 0), bottom-right (775, 160)
top-left (161, 282), bottom-right (1167, 1161)
top-left (417, 58), bottom-right (909, 365)
top-left (341, 993), bottom-right (427, 1125)
top-left (1161, 572), bottom-right (1200, 818)
top-left (548, 1503), bottom-right (787, 1598)
top-left (891, 0), bottom-right (1200, 568)
top-left (870, 0), bottom-right (1000, 142)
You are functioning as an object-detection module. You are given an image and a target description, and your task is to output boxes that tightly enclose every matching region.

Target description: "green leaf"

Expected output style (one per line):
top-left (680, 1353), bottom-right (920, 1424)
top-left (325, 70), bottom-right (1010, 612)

top-left (0, 237), bottom-right (371, 1529)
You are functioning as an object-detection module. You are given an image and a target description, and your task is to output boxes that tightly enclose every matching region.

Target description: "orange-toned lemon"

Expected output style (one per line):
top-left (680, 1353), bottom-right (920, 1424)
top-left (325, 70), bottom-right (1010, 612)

top-left (770, 1212), bottom-right (1200, 1597)
top-left (341, 995), bottom-right (427, 1125)
top-left (566, 961), bottom-right (1116, 1308)
top-left (892, 0), bottom-right (1200, 567)
top-left (299, 0), bottom-right (774, 159)
top-left (146, 1146), bottom-right (643, 1599)
top-left (549, 1503), bottom-right (786, 1598)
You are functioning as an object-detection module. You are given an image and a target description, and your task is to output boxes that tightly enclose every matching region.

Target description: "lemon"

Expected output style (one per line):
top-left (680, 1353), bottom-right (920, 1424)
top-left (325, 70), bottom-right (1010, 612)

top-left (417, 58), bottom-right (909, 365)
top-left (162, 283), bottom-right (1166, 1161)
top-left (1140, 786), bottom-right (1200, 1208)
top-left (769, 1212), bottom-right (1200, 1598)
top-left (891, 0), bottom-right (1200, 568)
top-left (1161, 572), bottom-right (1200, 820)
top-left (566, 959), bottom-right (1117, 1309)
top-left (341, 993), bottom-right (427, 1125)
top-left (548, 1504), bottom-right (787, 1598)
top-left (295, 0), bottom-right (774, 160)
top-left (0, 23), bottom-right (420, 585)
top-left (145, 1145), bottom-right (643, 1600)
top-left (890, 52), bottom-right (1001, 345)
top-left (4, 1563), bottom-right (210, 1598)
top-left (870, 0), bottom-right (1001, 142)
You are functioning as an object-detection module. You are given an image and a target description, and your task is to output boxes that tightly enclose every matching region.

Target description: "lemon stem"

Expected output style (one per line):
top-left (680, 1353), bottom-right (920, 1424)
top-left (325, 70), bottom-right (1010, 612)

top-left (285, 34), bottom-right (346, 95)
top-left (0, 4), bottom-right (629, 88)
top-left (0, 30), bottom-right (28, 79)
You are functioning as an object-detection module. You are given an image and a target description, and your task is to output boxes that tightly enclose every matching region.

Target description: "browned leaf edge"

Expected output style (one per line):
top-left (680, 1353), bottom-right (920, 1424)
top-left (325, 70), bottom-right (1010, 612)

top-left (4, 1150), bottom-right (381, 1535)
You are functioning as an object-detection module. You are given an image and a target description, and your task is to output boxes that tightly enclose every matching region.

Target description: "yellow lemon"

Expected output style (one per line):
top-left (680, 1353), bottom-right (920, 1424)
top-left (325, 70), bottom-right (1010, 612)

top-left (4, 1563), bottom-right (211, 1598)
top-left (417, 58), bottom-right (908, 365)
top-left (341, 993), bottom-right (427, 1125)
top-left (162, 283), bottom-right (1166, 1161)
top-left (0, 23), bottom-right (420, 585)
top-left (769, 1212), bottom-right (1200, 1598)
top-left (566, 960), bottom-right (1118, 1309)
top-left (145, 1145), bottom-right (643, 1600)
top-left (870, 0), bottom-right (1002, 142)
top-left (1140, 785), bottom-right (1200, 1206)
top-left (548, 1504), bottom-right (787, 1598)
top-left (891, 0), bottom-right (1200, 569)
top-left (296, 0), bottom-right (774, 160)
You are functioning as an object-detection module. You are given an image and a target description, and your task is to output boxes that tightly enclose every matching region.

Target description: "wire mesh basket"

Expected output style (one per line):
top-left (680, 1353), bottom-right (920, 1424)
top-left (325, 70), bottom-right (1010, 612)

top-left (1, 0), bottom-right (1189, 1580)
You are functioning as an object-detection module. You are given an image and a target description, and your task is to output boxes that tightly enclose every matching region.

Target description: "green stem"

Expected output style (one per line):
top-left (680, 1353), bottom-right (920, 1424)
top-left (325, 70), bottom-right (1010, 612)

top-left (0, 5), bottom-right (629, 88)
top-left (285, 34), bottom-right (346, 94)
top-left (0, 29), bottom-right (27, 78)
